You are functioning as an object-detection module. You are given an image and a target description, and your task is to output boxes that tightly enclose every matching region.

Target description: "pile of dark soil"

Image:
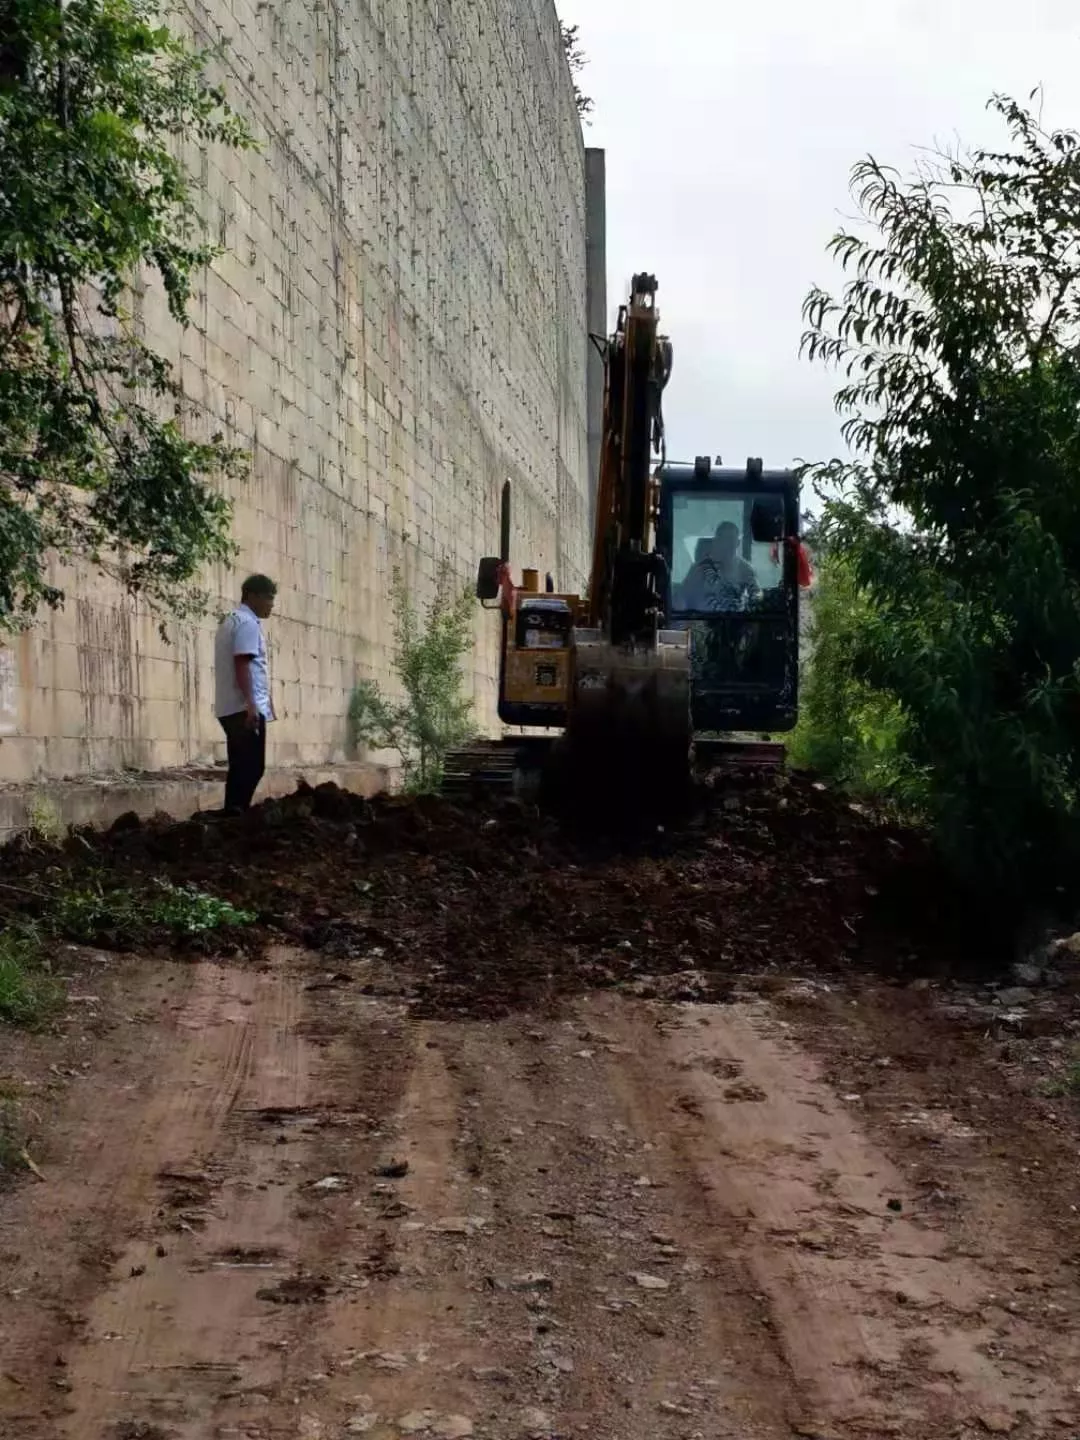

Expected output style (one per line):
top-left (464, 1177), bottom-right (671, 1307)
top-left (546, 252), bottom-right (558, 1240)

top-left (0, 773), bottom-right (1006, 1017)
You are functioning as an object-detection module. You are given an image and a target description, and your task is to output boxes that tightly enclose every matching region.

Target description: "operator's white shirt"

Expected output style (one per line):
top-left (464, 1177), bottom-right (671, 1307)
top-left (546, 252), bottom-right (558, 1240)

top-left (214, 603), bottom-right (274, 720)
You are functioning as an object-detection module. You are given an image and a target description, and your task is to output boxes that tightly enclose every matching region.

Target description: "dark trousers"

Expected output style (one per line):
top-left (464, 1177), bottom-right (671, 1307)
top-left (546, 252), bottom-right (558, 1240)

top-left (219, 712), bottom-right (266, 813)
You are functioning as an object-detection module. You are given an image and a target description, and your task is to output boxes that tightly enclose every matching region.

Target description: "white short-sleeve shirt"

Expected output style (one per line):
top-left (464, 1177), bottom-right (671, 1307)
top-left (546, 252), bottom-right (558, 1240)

top-left (214, 603), bottom-right (274, 720)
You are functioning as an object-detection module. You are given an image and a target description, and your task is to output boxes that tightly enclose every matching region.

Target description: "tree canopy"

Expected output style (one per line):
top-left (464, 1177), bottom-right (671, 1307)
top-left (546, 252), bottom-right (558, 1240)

top-left (0, 0), bottom-right (251, 630)
top-left (799, 94), bottom-right (1080, 900)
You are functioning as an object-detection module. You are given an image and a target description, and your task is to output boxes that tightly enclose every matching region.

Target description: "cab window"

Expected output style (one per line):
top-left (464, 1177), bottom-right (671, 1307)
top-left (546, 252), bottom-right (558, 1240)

top-left (669, 491), bottom-right (785, 613)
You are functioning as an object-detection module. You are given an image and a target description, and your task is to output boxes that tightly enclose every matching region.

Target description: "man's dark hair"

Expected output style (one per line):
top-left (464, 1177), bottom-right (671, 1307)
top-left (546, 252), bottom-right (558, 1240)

top-left (241, 573), bottom-right (277, 599)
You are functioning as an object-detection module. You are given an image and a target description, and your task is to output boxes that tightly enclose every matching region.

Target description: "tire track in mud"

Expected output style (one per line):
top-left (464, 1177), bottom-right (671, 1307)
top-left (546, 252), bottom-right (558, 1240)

top-left (3, 954), bottom-right (1080, 1440)
top-left (58, 962), bottom-right (308, 1439)
top-left (0, 951), bottom-right (413, 1440)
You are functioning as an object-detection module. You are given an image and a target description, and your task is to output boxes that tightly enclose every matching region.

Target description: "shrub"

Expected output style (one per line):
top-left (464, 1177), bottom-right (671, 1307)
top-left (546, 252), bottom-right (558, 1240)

top-left (788, 556), bottom-right (922, 807)
top-left (801, 94), bottom-right (1080, 902)
top-left (348, 565), bottom-right (476, 794)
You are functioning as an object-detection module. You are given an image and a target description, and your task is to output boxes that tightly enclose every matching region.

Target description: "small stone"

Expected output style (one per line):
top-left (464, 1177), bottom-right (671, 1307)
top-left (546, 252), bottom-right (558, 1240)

top-left (886, 1198), bottom-right (903, 1213)
top-left (658, 1400), bottom-right (693, 1416)
top-left (519, 1409), bottom-right (553, 1437)
top-left (630, 1272), bottom-right (670, 1290)
top-left (509, 1272), bottom-right (553, 1292)
top-left (345, 1418), bottom-right (380, 1435)
top-left (434, 1418), bottom-right (473, 1439)
top-left (399, 1412), bottom-right (434, 1434)
top-left (996, 988), bottom-right (1034, 1007)
top-left (371, 1351), bottom-right (409, 1371)
top-left (797, 1232), bottom-right (829, 1251)
top-left (312, 1175), bottom-right (348, 1192)
top-left (374, 1160), bottom-right (409, 1179)
top-left (471, 1366), bottom-right (513, 1383)
top-left (978, 1413), bottom-right (1018, 1435)
top-left (1011, 962), bottom-right (1044, 986)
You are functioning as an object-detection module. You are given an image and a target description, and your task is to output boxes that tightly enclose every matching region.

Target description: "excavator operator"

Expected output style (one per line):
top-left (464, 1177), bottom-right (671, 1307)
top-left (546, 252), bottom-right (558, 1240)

top-left (680, 521), bottom-right (761, 613)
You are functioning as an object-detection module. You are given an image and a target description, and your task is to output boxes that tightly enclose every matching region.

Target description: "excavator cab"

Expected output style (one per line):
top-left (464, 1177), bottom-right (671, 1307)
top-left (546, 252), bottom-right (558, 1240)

top-left (657, 458), bottom-right (803, 734)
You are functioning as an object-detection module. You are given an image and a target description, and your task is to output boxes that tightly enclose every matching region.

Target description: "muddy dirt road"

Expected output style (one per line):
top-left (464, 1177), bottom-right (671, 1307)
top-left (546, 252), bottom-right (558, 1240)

top-left (2, 783), bottom-right (1080, 1438)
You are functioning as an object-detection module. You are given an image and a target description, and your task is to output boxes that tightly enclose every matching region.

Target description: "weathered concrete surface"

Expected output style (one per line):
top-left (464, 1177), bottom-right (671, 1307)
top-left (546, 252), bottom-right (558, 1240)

top-left (0, 762), bottom-right (388, 842)
top-left (585, 147), bottom-right (607, 532)
top-left (0, 0), bottom-right (590, 788)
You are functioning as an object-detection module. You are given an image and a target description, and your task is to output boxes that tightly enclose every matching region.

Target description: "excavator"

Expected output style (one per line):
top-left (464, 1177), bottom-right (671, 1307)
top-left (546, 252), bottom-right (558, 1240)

top-left (442, 273), bottom-right (813, 806)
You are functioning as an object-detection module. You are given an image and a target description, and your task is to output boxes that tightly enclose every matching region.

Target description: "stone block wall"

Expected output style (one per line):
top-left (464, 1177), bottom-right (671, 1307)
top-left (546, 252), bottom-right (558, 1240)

top-left (0, 0), bottom-right (590, 786)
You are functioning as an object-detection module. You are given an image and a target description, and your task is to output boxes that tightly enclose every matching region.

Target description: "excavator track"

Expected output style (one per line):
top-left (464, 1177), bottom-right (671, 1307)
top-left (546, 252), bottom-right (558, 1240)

top-left (439, 734), bottom-right (785, 804)
top-left (440, 737), bottom-right (553, 803)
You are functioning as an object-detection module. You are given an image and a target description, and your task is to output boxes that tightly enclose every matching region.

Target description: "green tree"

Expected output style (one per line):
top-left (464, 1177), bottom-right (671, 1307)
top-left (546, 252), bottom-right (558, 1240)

top-left (348, 566), bottom-right (476, 794)
top-left (0, 0), bottom-right (251, 630)
top-left (801, 94), bottom-right (1080, 899)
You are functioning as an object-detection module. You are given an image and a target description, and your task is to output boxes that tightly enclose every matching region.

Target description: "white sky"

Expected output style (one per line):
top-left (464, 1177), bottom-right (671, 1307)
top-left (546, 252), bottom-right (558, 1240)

top-left (560, 0), bottom-right (1080, 472)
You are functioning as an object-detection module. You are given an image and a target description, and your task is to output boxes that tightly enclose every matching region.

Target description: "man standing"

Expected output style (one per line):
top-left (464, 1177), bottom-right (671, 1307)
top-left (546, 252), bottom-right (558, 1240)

top-left (214, 574), bottom-right (277, 813)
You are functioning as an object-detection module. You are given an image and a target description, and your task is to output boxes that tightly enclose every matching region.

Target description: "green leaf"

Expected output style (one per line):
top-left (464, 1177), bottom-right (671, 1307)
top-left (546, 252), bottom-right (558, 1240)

top-left (0, 0), bottom-right (253, 629)
top-left (800, 96), bottom-right (1080, 900)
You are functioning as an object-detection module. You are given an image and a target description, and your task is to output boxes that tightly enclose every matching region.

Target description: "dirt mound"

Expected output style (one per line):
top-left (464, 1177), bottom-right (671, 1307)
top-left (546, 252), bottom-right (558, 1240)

top-left (0, 773), bottom-right (1004, 1016)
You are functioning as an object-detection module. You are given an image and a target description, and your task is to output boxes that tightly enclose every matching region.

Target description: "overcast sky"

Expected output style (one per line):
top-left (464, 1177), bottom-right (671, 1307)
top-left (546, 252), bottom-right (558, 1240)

top-left (559, 0), bottom-right (1080, 473)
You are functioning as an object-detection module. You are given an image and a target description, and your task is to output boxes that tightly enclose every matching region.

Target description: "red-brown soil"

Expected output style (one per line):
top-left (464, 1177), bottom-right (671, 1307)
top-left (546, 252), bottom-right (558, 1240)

top-left (1, 777), bottom-right (1078, 1439)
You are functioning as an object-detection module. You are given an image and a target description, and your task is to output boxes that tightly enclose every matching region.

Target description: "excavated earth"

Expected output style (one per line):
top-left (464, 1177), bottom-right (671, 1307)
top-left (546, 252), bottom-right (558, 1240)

top-left (0, 772), bottom-right (997, 1016)
top-left (1, 774), bottom-right (1080, 1440)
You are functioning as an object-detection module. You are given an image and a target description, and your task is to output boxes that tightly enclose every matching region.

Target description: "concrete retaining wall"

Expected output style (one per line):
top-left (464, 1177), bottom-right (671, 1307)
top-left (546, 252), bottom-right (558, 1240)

top-left (0, 0), bottom-right (592, 791)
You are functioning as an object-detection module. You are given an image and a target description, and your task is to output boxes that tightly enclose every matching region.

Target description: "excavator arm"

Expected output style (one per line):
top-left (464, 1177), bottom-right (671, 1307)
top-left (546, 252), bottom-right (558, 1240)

top-left (586, 274), bottom-right (673, 644)
top-left (561, 275), bottom-right (692, 810)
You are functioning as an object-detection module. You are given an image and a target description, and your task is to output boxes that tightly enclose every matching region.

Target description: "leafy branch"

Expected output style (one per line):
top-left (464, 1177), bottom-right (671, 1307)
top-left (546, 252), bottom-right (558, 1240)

top-left (799, 92), bottom-right (1080, 902)
top-left (0, 0), bottom-right (254, 630)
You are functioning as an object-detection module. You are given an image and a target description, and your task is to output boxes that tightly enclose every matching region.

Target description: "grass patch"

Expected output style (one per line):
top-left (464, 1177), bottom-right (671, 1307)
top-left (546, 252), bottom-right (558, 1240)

top-left (0, 1085), bottom-right (41, 1183)
top-left (47, 877), bottom-right (256, 946)
top-left (0, 926), bottom-right (64, 1027)
top-left (1041, 1053), bottom-right (1080, 1099)
top-left (1, 875), bottom-right (254, 1028)
top-left (0, 1091), bottom-right (21, 1174)
top-left (2, 876), bottom-right (253, 1028)
top-left (0, 1083), bottom-right (46, 1185)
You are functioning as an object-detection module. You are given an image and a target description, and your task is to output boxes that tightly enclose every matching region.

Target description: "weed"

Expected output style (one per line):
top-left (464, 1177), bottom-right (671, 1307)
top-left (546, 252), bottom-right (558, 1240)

top-left (0, 1083), bottom-right (44, 1184)
top-left (24, 793), bottom-right (64, 845)
top-left (47, 878), bottom-right (255, 945)
top-left (1041, 1053), bottom-right (1080, 1099)
top-left (0, 925), bottom-right (64, 1027)
top-left (0, 1093), bottom-right (23, 1177)
top-left (148, 882), bottom-right (256, 935)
